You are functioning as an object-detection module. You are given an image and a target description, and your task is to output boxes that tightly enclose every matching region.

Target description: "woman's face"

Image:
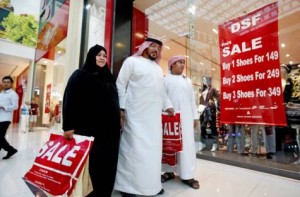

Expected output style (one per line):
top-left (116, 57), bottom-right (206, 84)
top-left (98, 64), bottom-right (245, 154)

top-left (95, 50), bottom-right (107, 67)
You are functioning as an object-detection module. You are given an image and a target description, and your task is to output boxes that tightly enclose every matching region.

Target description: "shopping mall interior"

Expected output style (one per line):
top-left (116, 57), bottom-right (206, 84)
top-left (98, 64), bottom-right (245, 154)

top-left (0, 0), bottom-right (300, 196)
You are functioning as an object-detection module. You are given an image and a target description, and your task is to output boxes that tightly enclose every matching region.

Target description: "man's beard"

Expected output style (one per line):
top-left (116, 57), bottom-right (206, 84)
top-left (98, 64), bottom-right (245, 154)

top-left (149, 54), bottom-right (157, 61)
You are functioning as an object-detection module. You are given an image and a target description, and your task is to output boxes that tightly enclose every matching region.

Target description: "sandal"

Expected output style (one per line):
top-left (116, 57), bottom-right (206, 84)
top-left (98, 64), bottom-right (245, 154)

top-left (181, 179), bottom-right (200, 189)
top-left (161, 172), bottom-right (175, 183)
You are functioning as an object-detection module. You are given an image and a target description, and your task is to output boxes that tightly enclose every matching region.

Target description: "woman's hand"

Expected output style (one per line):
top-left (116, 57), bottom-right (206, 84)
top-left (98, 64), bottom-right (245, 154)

top-left (120, 110), bottom-right (125, 132)
top-left (64, 130), bottom-right (74, 140)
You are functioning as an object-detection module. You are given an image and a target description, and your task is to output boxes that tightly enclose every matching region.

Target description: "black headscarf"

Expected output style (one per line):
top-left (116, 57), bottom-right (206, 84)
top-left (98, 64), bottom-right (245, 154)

top-left (82, 44), bottom-right (114, 83)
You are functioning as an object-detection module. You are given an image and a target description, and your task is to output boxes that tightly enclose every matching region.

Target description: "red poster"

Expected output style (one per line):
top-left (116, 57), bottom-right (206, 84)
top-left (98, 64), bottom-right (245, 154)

top-left (218, 2), bottom-right (286, 126)
top-left (35, 0), bottom-right (70, 62)
top-left (45, 84), bottom-right (51, 113)
top-left (23, 133), bottom-right (94, 196)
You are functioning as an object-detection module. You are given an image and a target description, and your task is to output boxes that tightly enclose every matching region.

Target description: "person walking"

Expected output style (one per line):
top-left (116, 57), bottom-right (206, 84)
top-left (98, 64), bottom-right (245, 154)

top-left (114, 38), bottom-right (174, 197)
top-left (0, 76), bottom-right (18, 159)
top-left (19, 101), bottom-right (30, 133)
top-left (29, 98), bottom-right (39, 132)
top-left (161, 55), bottom-right (200, 189)
top-left (63, 45), bottom-right (121, 197)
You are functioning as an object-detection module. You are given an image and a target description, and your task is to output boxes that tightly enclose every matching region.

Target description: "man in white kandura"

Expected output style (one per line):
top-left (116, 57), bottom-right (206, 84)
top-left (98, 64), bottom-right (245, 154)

top-left (114, 38), bottom-right (174, 197)
top-left (161, 55), bottom-right (200, 189)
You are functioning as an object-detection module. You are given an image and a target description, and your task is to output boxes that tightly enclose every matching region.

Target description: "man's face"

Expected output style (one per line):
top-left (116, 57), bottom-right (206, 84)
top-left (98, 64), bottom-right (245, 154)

top-left (145, 43), bottom-right (162, 61)
top-left (171, 60), bottom-right (185, 75)
top-left (1, 79), bottom-right (13, 90)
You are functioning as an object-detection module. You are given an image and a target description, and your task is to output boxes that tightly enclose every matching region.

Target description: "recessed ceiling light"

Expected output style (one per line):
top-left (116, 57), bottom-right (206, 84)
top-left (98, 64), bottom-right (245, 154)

top-left (164, 45), bottom-right (170, 50)
top-left (281, 43), bottom-right (286, 48)
top-left (212, 29), bottom-right (218, 34)
top-left (286, 54), bottom-right (290, 57)
top-left (188, 5), bottom-right (196, 15)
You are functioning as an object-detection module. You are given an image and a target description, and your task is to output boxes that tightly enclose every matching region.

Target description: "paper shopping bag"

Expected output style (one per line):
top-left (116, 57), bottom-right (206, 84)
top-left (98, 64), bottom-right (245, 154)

top-left (162, 112), bottom-right (182, 152)
top-left (162, 151), bottom-right (177, 166)
top-left (23, 133), bottom-right (94, 197)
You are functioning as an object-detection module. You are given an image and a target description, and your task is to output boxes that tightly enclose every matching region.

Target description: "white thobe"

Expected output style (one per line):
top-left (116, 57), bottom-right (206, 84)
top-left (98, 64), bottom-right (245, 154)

top-left (162, 74), bottom-right (198, 179)
top-left (114, 56), bottom-right (172, 195)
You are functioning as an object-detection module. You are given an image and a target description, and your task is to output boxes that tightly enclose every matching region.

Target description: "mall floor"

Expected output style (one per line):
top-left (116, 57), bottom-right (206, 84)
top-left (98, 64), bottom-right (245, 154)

top-left (0, 125), bottom-right (300, 197)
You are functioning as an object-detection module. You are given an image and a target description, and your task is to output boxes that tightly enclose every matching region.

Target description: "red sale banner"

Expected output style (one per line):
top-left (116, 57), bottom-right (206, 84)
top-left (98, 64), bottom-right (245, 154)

top-left (23, 133), bottom-right (94, 196)
top-left (162, 112), bottom-right (182, 166)
top-left (45, 83), bottom-right (51, 113)
top-left (218, 2), bottom-right (286, 126)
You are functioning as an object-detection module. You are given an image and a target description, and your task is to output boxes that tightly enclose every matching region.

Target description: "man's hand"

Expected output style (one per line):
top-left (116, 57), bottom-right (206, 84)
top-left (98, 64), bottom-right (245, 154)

top-left (165, 107), bottom-right (175, 116)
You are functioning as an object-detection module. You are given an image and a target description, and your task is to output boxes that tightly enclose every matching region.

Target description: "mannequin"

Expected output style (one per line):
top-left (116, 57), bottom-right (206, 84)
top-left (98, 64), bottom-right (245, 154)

top-left (281, 64), bottom-right (293, 104)
top-left (276, 64), bottom-right (294, 151)
top-left (198, 76), bottom-right (219, 151)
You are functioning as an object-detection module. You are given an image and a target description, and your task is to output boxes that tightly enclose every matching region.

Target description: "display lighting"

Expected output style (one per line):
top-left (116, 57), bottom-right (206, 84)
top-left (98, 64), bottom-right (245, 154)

top-left (212, 29), bottom-right (218, 34)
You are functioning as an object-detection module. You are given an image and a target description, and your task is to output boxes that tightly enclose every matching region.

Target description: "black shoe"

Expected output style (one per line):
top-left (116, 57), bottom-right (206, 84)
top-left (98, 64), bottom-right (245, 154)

top-left (254, 153), bottom-right (260, 157)
top-left (157, 188), bottom-right (165, 195)
top-left (120, 192), bottom-right (136, 197)
top-left (3, 149), bottom-right (17, 160)
top-left (240, 153), bottom-right (249, 156)
top-left (266, 153), bottom-right (273, 159)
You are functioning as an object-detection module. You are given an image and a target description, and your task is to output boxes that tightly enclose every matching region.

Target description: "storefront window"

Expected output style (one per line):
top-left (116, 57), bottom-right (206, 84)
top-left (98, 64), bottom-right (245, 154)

top-left (133, 0), bottom-right (300, 178)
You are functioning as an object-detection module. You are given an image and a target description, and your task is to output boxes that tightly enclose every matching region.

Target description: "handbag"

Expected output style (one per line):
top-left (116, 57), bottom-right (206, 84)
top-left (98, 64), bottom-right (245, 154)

top-left (285, 103), bottom-right (300, 124)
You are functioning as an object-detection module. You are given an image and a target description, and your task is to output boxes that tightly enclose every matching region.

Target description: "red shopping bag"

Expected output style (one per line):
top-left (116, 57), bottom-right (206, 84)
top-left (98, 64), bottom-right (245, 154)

top-left (162, 151), bottom-right (177, 166)
top-left (23, 133), bottom-right (94, 196)
top-left (162, 112), bottom-right (182, 166)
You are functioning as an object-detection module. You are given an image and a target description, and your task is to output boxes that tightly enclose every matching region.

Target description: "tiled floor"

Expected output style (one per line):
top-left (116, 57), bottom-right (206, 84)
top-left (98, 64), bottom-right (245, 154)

top-left (1, 124), bottom-right (300, 197)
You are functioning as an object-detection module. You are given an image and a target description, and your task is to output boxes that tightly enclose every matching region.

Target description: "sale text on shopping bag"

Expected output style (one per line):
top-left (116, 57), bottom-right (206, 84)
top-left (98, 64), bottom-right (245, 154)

top-left (24, 133), bottom-right (93, 196)
top-left (162, 112), bottom-right (182, 152)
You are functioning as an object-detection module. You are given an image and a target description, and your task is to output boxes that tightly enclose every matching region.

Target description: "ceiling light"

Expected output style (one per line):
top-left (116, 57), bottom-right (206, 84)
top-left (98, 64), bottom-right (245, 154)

top-left (286, 54), bottom-right (290, 57)
top-left (281, 43), bottom-right (286, 48)
top-left (188, 5), bottom-right (196, 15)
top-left (289, 61), bottom-right (293, 64)
top-left (199, 62), bottom-right (204, 65)
top-left (164, 45), bottom-right (170, 50)
top-left (212, 29), bottom-right (218, 34)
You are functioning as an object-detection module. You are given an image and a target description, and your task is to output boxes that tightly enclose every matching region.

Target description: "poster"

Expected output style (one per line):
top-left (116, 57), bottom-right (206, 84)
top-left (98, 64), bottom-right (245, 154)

top-left (45, 83), bottom-right (51, 113)
top-left (218, 2), bottom-right (286, 126)
top-left (35, 0), bottom-right (70, 61)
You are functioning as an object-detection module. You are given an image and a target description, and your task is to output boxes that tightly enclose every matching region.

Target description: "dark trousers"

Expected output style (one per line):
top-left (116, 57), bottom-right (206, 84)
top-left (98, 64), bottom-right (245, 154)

top-left (0, 121), bottom-right (14, 151)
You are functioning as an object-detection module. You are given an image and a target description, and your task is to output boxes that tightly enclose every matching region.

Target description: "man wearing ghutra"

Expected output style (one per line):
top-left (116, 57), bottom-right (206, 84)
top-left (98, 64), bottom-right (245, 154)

top-left (114, 38), bottom-right (174, 197)
top-left (161, 55), bottom-right (200, 189)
